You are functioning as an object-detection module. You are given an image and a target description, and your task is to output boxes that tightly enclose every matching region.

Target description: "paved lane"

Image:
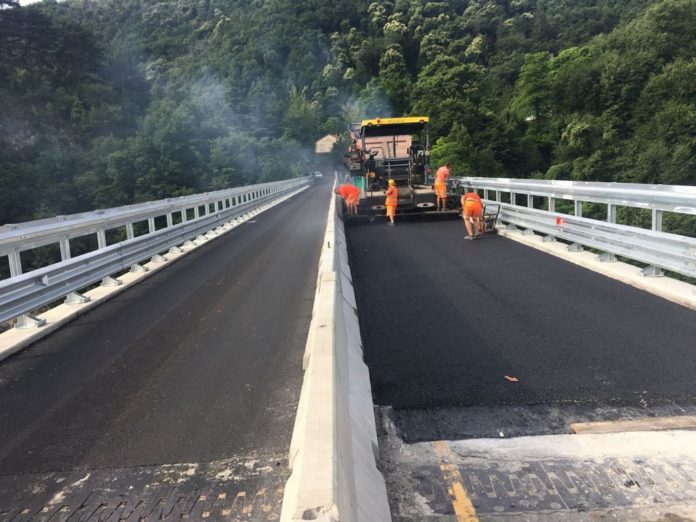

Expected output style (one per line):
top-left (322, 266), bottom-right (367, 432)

top-left (348, 217), bottom-right (696, 520)
top-left (0, 179), bottom-right (331, 518)
top-left (346, 218), bottom-right (696, 411)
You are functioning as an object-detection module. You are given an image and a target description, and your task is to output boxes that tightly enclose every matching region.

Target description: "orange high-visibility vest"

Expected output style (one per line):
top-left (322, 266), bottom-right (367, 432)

top-left (435, 166), bottom-right (450, 182)
top-left (385, 186), bottom-right (398, 206)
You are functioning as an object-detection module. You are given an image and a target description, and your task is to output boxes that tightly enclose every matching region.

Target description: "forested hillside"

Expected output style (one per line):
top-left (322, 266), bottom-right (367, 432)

top-left (1, 0), bottom-right (694, 224)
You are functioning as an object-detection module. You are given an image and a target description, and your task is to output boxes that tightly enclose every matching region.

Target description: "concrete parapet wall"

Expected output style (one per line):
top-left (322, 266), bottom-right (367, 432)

top-left (282, 194), bottom-right (390, 521)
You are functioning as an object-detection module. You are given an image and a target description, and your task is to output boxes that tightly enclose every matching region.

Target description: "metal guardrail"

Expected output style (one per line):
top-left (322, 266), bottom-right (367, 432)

top-left (457, 177), bottom-right (696, 215)
top-left (499, 205), bottom-right (696, 277)
top-left (0, 178), bottom-right (310, 326)
top-left (456, 177), bottom-right (696, 278)
top-left (0, 180), bottom-right (305, 272)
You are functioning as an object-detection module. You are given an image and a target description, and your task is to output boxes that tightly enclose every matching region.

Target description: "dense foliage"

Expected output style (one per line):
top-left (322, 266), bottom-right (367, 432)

top-left (1, 0), bottom-right (694, 224)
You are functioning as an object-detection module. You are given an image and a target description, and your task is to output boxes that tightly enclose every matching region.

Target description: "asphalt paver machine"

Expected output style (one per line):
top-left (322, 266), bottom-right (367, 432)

top-left (343, 116), bottom-right (449, 219)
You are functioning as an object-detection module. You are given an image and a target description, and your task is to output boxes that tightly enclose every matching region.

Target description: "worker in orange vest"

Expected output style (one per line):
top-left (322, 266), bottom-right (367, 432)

top-left (385, 179), bottom-right (398, 226)
top-left (335, 184), bottom-right (360, 215)
top-left (433, 163), bottom-right (450, 211)
top-left (460, 187), bottom-right (483, 239)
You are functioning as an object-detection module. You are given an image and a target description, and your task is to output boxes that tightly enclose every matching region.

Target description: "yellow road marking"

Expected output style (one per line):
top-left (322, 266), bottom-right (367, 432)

top-left (570, 415), bottom-right (696, 434)
top-left (433, 441), bottom-right (479, 521)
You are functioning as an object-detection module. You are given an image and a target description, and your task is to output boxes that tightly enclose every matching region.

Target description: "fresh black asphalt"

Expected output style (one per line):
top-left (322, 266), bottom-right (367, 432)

top-left (346, 217), bottom-right (696, 411)
top-left (0, 179), bottom-right (330, 475)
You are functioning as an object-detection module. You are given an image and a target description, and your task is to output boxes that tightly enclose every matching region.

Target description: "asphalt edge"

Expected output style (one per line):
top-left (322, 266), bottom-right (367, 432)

top-left (498, 228), bottom-right (696, 311)
top-left (281, 190), bottom-right (391, 521)
top-left (0, 186), bottom-right (309, 363)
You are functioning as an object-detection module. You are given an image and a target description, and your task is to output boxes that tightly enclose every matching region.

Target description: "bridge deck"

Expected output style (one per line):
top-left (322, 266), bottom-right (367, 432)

top-left (347, 216), bottom-right (696, 520)
top-left (0, 180), bottom-right (331, 519)
top-left (347, 217), bottom-right (696, 412)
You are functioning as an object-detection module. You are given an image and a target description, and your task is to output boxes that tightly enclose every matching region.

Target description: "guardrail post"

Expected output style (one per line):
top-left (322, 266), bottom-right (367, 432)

top-left (65, 292), bottom-right (90, 305)
top-left (545, 200), bottom-right (558, 240)
top-left (148, 218), bottom-right (155, 234)
top-left (652, 209), bottom-right (663, 232)
top-left (126, 223), bottom-right (135, 239)
top-left (600, 205), bottom-right (618, 262)
top-left (101, 276), bottom-right (122, 287)
top-left (522, 195), bottom-right (536, 235)
top-left (15, 314), bottom-right (46, 329)
top-left (641, 209), bottom-right (665, 276)
top-left (8, 251), bottom-right (22, 277)
top-left (565, 202), bottom-right (585, 251)
top-left (59, 238), bottom-right (71, 261)
top-left (642, 265), bottom-right (665, 277)
top-left (166, 213), bottom-right (173, 228)
top-left (97, 229), bottom-right (107, 249)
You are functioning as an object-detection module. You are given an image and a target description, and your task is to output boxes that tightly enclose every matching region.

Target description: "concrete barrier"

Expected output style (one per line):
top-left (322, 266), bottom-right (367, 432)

top-left (281, 193), bottom-right (391, 521)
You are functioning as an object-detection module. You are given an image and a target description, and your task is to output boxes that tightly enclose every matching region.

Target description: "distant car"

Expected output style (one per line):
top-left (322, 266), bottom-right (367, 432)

top-left (313, 171), bottom-right (323, 178)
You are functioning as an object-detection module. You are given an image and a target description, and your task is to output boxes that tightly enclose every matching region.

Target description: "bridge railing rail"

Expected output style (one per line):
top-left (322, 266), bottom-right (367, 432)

top-left (0, 178), bottom-right (310, 327)
top-left (456, 177), bottom-right (696, 278)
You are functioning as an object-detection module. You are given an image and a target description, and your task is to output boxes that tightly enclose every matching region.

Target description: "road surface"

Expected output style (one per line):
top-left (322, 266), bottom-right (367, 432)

top-left (0, 179), bottom-right (331, 520)
top-left (346, 216), bottom-right (696, 520)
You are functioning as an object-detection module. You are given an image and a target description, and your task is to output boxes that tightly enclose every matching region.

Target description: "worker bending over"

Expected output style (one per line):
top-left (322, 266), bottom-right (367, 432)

top-left (335, 184), bottom-right (360, 215)
top-left (433, 163), bottom-right (450, 211)
top-left (385, 179), bottom-right (398, 226)
top-left (461, 187), bottom-right (483, 239)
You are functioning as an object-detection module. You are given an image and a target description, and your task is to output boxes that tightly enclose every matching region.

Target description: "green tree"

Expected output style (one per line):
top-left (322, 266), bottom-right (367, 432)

top-left (509, 52), bottom-right (552, 120)
top-left (411, 55), bottom-right (483, 136)
top-left (282, 86), bottom-right (321, 143)
top-left (378, 44), bottom-right (411, 114)
top-left (4, 0), bottom-right (696, 228)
